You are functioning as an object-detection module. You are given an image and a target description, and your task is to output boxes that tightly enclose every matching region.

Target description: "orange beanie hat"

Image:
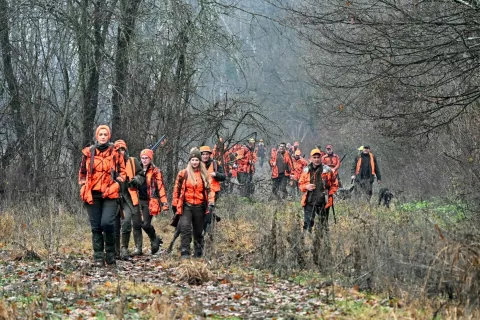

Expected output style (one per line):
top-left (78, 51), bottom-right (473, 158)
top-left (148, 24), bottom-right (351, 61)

top-left (95, 125), bottom-right (111, 141)
top-left (140, 149), bottom-right (154, 159)
top-left (114, 139), bottom-right (127, 150)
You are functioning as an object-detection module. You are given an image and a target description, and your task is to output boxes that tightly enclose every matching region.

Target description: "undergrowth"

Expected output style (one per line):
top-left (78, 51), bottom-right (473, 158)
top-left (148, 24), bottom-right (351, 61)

top-left (0, 195), bottom-right (479, 318)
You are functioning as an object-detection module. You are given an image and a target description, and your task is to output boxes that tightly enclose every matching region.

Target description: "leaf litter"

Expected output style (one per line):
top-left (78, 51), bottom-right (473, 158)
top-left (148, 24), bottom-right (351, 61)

top-left (0, 252), bottom-right (411, 319)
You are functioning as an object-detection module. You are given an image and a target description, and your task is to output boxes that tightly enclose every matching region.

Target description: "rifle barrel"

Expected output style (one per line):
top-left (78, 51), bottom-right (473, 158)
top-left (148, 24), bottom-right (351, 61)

top-left (150, 134), bottom-right (166, 151)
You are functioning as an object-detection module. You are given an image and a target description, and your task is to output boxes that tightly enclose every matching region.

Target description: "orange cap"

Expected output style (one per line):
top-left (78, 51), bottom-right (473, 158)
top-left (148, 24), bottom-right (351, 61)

top-left (199, 146), bottom-right (212, 153)
top-left (140, 149), bottom-right (154, 159)
top-left (310, 148), bottom-right (321, 156)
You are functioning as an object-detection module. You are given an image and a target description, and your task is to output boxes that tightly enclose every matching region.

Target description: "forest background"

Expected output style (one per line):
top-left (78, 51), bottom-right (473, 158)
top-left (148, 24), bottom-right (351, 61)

top-left (0, 0), bottom-right (479, 318)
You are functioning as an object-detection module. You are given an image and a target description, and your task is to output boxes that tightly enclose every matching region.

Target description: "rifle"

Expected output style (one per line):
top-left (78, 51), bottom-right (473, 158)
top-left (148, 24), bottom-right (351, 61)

top-left (331, 202), bottom-right (336, 224)
top-left (339, 154), bottom-right (347, 163)
top-left (149, 134), bottom-right (167, 151)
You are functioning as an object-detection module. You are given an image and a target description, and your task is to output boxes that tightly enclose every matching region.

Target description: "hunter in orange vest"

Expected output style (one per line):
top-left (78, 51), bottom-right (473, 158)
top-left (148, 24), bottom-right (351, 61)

top-left (322, 144), bottom-right (342, 187)
top-left (113, 140), bottom-right (145, 260)
top-left (172, 148), bottom-right (215, 258)
top-left (237, 138), bottom-right (257, 197)
top-left (200, 145), bottom-right (226, 232)
top-left (351, 145), bottom-right (381, 201)
top-left (200, 146), bottom-right (226, 196)
top-left (78, 125), bottom-right (126, 267)
top-left (290, 149), bottom-right (308, 196)
top-left (137, 148), bottom-right (169, 255)
top-left (269, 142), bottom-right (293, 199)
top-left (299, 149), bottom-right (338, 232)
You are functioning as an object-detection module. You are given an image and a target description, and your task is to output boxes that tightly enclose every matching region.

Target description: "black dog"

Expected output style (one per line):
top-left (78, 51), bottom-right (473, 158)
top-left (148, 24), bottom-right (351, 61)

top-left (378, 188), bottom-right (394, 208)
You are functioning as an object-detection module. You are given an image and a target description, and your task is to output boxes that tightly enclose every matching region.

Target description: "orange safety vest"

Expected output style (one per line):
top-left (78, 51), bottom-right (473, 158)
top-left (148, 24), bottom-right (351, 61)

top-left (172, 169), bottom-right (215, 215)
top-left (269, 150), bottom-right (293, 178)
top-left (355, 153), bottom-right (375, 176)
top-left (322, 154), bottom-right (340, 172)
top-left (206, 160), bottom-right (221, 193)
top-left (125, 157), bottom-right (139, 206)
top-left (291, 157), bottom-right (308, 181)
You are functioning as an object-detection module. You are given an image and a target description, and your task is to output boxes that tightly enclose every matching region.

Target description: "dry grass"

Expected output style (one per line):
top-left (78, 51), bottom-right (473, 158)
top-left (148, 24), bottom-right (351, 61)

top-left (0, 300), bottom-right (13, 320)
top-left (1, 194), bottom-right (479, 318)
top-left (175, 260), bottom-right (213, 285)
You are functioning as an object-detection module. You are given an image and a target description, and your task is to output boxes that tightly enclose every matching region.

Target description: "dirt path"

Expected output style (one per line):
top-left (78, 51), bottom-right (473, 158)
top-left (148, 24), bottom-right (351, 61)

top-left (0, 251), bottom-right (408, 319)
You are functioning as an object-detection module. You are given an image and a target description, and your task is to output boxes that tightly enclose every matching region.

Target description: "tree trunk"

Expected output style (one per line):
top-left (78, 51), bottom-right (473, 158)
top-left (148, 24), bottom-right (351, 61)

top-left (0, 0), bottom-right (25, 157)
top-left (112, 0), bottom-right (142, 140)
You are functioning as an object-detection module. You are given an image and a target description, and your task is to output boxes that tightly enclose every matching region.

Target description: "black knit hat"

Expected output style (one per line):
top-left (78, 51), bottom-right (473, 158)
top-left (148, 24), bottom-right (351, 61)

top-left (189, 148), bottom-right (201, 160)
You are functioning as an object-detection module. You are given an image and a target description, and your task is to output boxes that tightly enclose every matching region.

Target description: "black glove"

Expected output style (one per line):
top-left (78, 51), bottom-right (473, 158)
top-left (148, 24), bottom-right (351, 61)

top-left (128, 177), bottom-right (140, 188)
top-left (204, 212), bottom-right (212, 225)
top-left (172, 206), bottom-right (177, 214)
top-left (208, 205), bottom-right (215, 215)
top-left (214, 213), bottom-right (221, 222)
top-left (170, 214), bottom-right (180, 227)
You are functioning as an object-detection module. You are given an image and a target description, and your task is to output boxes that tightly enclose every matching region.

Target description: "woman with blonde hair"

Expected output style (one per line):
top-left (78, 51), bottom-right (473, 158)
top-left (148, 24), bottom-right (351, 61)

top-left (172, 148), bottom-right (215, 258)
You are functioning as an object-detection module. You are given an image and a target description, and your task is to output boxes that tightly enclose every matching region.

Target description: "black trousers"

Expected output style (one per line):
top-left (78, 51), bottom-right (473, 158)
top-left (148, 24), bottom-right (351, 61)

top-left (132, 199), bottom-right (158, 240)
top-left (86, 198), bottom-right (117, 262)
top-left (238, 172), bottom-right (254, 196)
top-left (303, 204), bottom-right (330, 233)
top-left (272, 173), bottom-right (288, 198)
top-left (179, 204), bottom-right (205, 257)
top-left (355, 178), bottom-right (373, 201)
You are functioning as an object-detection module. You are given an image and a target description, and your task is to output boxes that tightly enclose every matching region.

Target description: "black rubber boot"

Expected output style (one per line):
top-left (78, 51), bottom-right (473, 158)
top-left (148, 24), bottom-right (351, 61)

top-left (92, 232), bottom-right (105, 267)
top-left (104, 232), bottom-right (116, 265)
top-left (131, 229), bottom-right (143, 256)
top-left (150, 236), bottom-right (163, 255)
top-left (120, 232), bottom-right (131, 260)
top-left (193, 240), bottom-right (203, 258)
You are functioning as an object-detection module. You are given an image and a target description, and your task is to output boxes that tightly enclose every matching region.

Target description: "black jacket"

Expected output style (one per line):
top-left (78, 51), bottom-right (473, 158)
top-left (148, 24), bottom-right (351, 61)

top-left (351, 152), bottom-right (381, 181)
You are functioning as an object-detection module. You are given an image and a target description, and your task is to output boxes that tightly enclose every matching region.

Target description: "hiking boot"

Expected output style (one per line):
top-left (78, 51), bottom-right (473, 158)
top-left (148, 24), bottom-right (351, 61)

top-left (151, 237), bottom-right (163, 255)
top-left (92, 259), bottom-right (104, 268)
top-left (120, 247), bottom-right (130, 260)
top-left (105, 257), bottom-right (116, 266)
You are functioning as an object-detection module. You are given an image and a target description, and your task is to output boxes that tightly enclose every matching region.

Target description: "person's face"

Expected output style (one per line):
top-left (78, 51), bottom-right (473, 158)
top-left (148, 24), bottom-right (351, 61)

top-left (295, 155), bottom-right (300, 160)
top-left (97, 129), bottom-right (109, 144)
top-left (201, 152), bottom-right (211, 162)
top-left (141, 156), bottom-right (151, 167)
top-left (278, 144), bottom-right (286, 152)
top-left (118, 148), bottom-right (126, 156)
top-left (326, 146), bottom-right (333, 155)
top-left (312, 154), bottom-right (322, 166)
top-left (190, 157), bottom-right (200, 168)
top-left (363, 148), bottom-right (370, 154)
